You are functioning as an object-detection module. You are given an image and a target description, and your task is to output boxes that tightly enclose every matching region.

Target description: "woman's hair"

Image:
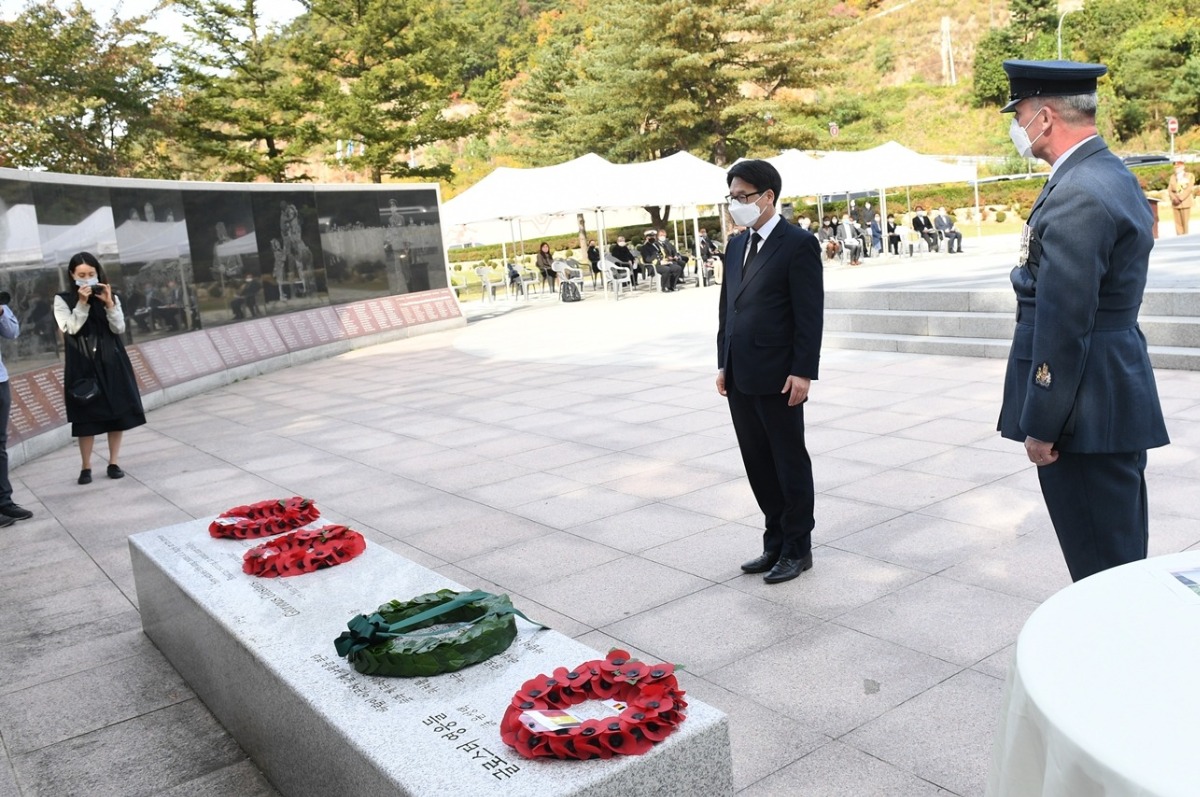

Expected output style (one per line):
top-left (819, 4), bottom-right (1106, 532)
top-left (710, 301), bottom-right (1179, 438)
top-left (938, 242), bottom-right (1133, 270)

top-left (539, 242), bottom-right (550, 251)
top-left (67, 251), bottom-right (109, 286)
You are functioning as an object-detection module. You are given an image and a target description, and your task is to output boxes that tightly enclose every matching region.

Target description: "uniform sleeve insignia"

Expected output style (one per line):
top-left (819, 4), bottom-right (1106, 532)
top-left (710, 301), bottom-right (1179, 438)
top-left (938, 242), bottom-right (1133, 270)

top-left (1034, 362), bottom-right (1052, 389)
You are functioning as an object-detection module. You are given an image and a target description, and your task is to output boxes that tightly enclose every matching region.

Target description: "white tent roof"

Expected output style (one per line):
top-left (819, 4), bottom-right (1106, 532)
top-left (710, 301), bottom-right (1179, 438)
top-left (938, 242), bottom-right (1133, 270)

top-left (798, 141), bottom-right (976, 196)
top-left (0, 203), bottom-right (43, 266)
top-left (115, 218), bottom-right (191, 264)
top-left (39, 206), bottom-right (118, 266)
top-left (597, 151), bottom-right (729, 209)
top-left (441, 153), bottom-right (617, 226)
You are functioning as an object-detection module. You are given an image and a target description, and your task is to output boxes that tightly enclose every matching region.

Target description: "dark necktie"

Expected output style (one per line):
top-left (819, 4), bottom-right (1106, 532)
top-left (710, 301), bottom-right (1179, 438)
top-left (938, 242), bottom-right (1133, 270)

top-left (743, 232), bottom-right (761, 278)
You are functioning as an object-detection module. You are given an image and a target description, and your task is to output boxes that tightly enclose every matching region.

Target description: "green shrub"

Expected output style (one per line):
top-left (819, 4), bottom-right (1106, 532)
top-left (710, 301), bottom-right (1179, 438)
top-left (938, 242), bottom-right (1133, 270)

top-left (994, 210), bottom-right (1006, 223)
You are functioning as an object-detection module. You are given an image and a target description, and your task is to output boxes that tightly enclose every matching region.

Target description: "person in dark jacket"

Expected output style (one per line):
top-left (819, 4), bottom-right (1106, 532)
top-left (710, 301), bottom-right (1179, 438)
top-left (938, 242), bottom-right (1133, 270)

top-left (53, 252), bottom-right (146, 485)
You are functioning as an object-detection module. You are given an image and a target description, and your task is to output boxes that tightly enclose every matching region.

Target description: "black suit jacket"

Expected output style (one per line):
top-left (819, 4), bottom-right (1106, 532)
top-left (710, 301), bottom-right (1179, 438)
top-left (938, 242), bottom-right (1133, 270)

top-left (717, 220), bottom-right (823, 395)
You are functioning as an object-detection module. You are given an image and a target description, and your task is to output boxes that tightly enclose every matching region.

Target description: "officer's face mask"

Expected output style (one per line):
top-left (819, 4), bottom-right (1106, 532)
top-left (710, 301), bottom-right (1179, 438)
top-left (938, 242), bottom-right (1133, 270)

top-left (1009, 106), bottom-right (1047, 158)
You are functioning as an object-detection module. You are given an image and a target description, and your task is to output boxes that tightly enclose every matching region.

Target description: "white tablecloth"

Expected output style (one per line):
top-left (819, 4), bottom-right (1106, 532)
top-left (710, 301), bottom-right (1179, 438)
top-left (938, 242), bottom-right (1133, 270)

top-left (987, 551), bottom-right (1200, 797)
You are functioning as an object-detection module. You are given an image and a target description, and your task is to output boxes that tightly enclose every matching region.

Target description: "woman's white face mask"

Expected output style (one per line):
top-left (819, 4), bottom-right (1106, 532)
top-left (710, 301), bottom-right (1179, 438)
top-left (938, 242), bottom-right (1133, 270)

top-left (1009, 106), bottom-right (1047, 158)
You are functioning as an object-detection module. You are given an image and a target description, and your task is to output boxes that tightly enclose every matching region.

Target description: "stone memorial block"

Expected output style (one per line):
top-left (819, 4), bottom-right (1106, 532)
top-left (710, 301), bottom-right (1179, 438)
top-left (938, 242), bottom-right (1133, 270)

top-left (136, 334), bottom-right (226, 388)
top-left (7, 366), bottom-right (66, 444)
top-left (208, 318), bottom-right (290, 368)
top-left (131, 520), bottom-right (733, 797)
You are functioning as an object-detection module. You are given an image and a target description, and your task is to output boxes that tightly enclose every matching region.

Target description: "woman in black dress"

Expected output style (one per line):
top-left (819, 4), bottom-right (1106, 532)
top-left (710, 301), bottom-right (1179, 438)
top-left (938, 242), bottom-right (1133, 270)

top-left (53, 252), bottom-right (146, 485)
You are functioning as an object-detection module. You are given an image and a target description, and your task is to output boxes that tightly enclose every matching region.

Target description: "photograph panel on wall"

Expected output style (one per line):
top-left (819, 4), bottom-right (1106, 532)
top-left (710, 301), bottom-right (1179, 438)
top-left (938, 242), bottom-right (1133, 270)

top-left (314, 188), bottom-right (448, 303)
top-left (181, 190), bottom-right (262, 328)
top-left (110, 186), bottom-right (196, 341)
top-left (1, 176), bottom-right (64, 373)
top-left (248, 190), bottom-right (328, 313)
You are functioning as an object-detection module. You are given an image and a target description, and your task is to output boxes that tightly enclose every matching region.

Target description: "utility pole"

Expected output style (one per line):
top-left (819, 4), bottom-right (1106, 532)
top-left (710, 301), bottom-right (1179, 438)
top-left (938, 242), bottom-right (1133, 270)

top-left (941, 17), bottom-right (957, 86)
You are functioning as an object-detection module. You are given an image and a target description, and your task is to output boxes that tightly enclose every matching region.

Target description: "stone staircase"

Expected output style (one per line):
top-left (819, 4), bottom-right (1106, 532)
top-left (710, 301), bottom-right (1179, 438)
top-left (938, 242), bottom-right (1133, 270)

top-left (824, 289), bottom-right (1200, 370)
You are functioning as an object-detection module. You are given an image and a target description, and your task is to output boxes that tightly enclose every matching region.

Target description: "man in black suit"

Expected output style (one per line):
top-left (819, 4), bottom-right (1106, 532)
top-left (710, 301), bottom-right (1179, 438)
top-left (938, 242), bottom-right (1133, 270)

top-left (998, 59), bottom-right (1169, 581)
top-left (717, 160), bottom-right (824, 584)
top-left (911, 207), bottom-right (939, 252)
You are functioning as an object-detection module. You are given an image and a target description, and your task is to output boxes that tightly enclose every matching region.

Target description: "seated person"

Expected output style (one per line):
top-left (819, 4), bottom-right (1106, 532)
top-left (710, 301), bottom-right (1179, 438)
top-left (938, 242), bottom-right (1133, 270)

top-left (836, 215), bottom-right (863, 264)
top-left (230, 273), bottom-right (262, 319)
top-left (658, 228), bottom-right (689, 274)
top-left (639, 230), bottom-right (683, 291)
top-left (934, 207), bottom-right (963, 253)
top-left (818, 218), bottom-right (840, 260)
top-left (911, 207), bottom-right (940, 252)
top-left (886, 214), bottom-right (902, 255)
top-left (609, 236), bottom-right (640, 287)
top-left (698, 228), bottom-right (723, 283)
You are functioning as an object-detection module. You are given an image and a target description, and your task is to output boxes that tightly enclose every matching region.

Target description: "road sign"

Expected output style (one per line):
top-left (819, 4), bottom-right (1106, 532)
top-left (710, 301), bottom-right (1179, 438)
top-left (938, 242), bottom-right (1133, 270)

top-left (829, 122), bottom-right (839, 138)
top-left (1168, 117), bottom-right (1179, 135)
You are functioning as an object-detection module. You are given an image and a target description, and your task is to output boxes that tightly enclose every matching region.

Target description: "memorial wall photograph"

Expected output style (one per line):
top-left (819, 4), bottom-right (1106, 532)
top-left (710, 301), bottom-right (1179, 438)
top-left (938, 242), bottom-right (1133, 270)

top-left (0, 169), bottom-right (454, 380)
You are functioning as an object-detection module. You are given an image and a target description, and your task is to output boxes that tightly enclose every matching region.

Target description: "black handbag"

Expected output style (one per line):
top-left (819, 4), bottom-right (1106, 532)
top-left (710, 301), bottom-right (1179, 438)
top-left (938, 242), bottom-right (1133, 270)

top-left (68, 377), bottom-right (100, 404)
top-left (67, 332), bottom-right (102, 405)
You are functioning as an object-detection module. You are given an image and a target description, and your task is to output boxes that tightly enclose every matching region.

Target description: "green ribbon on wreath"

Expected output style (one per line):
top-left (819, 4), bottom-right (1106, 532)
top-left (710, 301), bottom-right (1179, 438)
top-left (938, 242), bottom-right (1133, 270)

top-left (334, 589), bottom-right (546, 677)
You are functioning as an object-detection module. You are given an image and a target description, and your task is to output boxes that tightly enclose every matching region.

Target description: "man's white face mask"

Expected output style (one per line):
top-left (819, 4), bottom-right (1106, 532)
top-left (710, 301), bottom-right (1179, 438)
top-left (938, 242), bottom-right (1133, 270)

top-left (1009, 105), bottom-right (1047, 158)
top-left (729, 194), bottom-right (766, 227)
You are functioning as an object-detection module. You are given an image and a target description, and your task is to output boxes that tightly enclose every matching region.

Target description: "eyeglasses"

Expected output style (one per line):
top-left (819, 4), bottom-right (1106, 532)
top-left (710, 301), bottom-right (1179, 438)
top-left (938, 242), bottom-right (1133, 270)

top-left (726, 191), bottom-right (763, 204)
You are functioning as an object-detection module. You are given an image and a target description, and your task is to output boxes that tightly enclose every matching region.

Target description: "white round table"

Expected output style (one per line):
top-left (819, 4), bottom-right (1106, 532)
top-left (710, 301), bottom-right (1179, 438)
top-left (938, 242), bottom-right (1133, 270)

top-left (987, 551), bottom-right (1200, 797)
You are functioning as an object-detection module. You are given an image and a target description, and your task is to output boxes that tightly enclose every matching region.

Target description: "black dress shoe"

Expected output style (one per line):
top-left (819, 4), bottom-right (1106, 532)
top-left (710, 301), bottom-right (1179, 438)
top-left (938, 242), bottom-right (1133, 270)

top-left (0, 503), bottom-right (33, 520)
top-left (78, 469), bottom-right (92, 485)
top-left (741, 552), bottom-right (780, 574)
top-left (107, 464), bottom-right (124, 479)
top-left (0, 514), bottom-right (15, 528)
top-left (764, 554), bottom-right (813, 584)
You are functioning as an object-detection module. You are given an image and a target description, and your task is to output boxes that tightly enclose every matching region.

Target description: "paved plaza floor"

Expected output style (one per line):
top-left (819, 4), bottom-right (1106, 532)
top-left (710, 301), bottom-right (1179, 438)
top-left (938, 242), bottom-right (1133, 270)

top-left (3, 234), bottom-right (1200, 796)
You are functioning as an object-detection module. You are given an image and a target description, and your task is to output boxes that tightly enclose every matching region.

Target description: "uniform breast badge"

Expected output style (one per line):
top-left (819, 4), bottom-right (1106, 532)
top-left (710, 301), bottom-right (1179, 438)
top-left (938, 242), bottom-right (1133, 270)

top-left (1034, 362), bottom-right (1052, 389)
top-left (1018, 224), bottom-right (1032, 266)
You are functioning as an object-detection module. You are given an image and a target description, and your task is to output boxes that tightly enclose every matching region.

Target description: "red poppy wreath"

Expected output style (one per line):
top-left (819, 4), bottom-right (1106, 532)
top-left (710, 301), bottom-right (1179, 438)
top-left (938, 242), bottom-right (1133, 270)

top-left (242, 525), bottom-right (365, 577)
top-left (209, 496), bottom-right (320, 539)
top-left (501, 649), bottom-right (686, 760)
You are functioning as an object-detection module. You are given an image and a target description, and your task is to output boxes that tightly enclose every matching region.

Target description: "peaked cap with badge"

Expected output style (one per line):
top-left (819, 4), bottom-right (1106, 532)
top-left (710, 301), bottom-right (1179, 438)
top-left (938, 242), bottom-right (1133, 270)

top-left (1000, 60), bottom-right (1107, 113)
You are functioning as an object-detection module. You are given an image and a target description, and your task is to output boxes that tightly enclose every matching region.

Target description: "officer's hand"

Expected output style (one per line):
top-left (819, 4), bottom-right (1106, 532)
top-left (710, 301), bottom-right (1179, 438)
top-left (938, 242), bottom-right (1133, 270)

top-left (716, 369), bottom-right (727, 396)
top-left (1025, 436), bottom-right (1058, 467)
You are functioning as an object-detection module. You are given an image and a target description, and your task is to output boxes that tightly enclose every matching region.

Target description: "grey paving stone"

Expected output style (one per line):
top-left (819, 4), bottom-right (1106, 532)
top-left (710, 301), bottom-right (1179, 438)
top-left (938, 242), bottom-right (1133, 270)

top-left (0, 610), bottom-right (149, 697)
top-left (810, 495), bottom-right (906, 545)
top-left (604, 584), bottom-right (819, 675)
top-left (663, 476), bottom-right (761, 521)
top-left (831, 512), bottom-right (1020, 574)
top-left (507, 484), bottom-right (650, 529)
top-left (904, 444), bottom-right (1030, 484)
top-left (826, 467), bottom-right (980, 511)
top-left (918, 483), bottom-right (1053, 534)
top-left (683, 676), bottom-right (830, 792)
top-left (522, 555), bottom-right (711, 627)
top-left (973, 643), bottom-right (1015, 680)
top-left (640, 521), bottom-right (766, 582)
top-left (600, 462), bottom-right (735, 500)
top-left (155, 760), bottom-right (280, 797)
top-left (10, 699), bottom-right (246, 797)
top-left (0, 650), bottom-right (192, 754)
top-left (822, 409), bottom-right (934, 436)
top-left (811, 454), bottom-right (891, 493)
top-left (845, 669), bottom-right (1007, 797)
top-left (1149, 511), bottom-right (1200, 555)
top-left (0, 752), bottom-right (18, 797)
top-left (0, 581), bottom-right (132, 642)
top-left (744, 739), bottom-right (941, 796)
top-left (940, 530), bottom-right (1074, 603)
top-left (402, 512), bottom-right (556, 562)
top-left (828, 434), bottom-right (957, 468)
top-left (706, 623), bottom-right (959, 737)
top-left (568, 502), bottom-right (725, 553)
top-left (728, 546), bottom-right (928, 620)
top-left (835, 576), bottom-right (1037, 667)
top-left (894, 416), bottom-right (998, 446)
top-left (553, 451), bottom-right (666, 483)
top-left (456, 530), bottom-right (624, 589)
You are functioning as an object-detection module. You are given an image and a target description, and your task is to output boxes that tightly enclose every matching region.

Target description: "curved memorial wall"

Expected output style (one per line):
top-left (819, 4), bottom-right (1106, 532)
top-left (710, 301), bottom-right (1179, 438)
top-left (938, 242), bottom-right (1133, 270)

top-left (0, 169), bottom-right (464, 466)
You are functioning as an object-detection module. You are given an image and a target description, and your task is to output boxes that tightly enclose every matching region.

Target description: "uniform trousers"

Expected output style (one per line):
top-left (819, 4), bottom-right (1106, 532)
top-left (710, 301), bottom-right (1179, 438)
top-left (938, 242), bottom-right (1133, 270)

top-left (1037, 449), bottom-right (1149, 582)
top-left (725, 361), bottom-right (814, 559)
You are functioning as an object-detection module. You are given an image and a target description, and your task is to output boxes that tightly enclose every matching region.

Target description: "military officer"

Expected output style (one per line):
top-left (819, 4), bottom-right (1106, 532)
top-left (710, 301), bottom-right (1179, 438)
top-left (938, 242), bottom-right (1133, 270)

top-left (1168, 158), bottom-right (1194, 235)
top-left (997, 59), bottom-right (1170, 582)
